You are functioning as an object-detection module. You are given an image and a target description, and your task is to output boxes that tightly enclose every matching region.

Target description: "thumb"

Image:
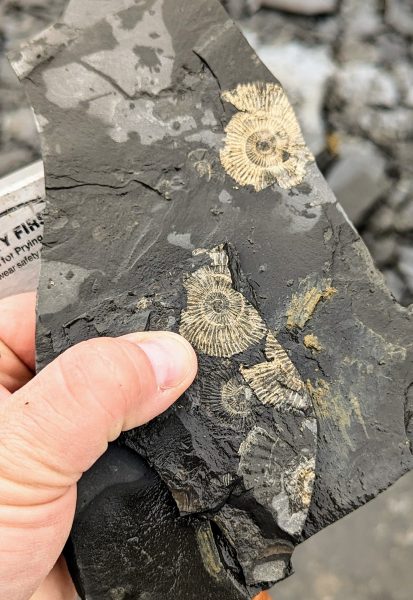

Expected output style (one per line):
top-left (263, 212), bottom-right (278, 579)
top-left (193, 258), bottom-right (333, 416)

top-left (0, 331), bottom-right (197, 600)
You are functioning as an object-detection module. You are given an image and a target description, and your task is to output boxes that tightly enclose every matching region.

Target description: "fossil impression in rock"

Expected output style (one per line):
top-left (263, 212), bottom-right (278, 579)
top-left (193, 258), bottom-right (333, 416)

top-left (10, 0), bottom-right (413, 598)
top-left (220, 83), bottom-right (313, 190)
top-left (241, 332), bottom-right (312, 411)
top-left (122, 244), bottom-right (317, 586)
top-left (180, 264), bottom-right (266, 357)
top-left (239, 426), bottom-right (316, 537)
top-left (192, 365), bottom-right (256, 432)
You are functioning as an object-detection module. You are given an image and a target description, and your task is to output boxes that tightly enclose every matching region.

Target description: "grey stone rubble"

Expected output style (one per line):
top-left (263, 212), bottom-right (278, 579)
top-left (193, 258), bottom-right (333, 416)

top-left (0, 0), bottom-right (67, 175)
top-left (223, 0), bottom-right (338, 16)
top-left (325, 138), bottom-right (391, 227)
top-left (261, 0), bottom-right (338, 15)
top-left (221, 0), bottom-right (260, 18)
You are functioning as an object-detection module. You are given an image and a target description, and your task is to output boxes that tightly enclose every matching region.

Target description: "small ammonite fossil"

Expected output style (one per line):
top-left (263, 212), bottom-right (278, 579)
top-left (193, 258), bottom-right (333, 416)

top-left (241, 332), bottom-right (311, 412)
top-left (220, 82), bottom-right (313, 191)
top-left (238, 426), bottom-right (316, 537)
top-left (201, 371), bottom-right (256, 432)
top-left (179, 265), bottom-right (266, 357)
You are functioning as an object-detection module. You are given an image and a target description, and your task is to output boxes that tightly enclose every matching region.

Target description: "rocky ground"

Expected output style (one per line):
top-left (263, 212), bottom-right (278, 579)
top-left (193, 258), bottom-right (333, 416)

top-left (0, 0), bottom-right (66, 173)
top-left (0, 0), bottom-right (412, 598)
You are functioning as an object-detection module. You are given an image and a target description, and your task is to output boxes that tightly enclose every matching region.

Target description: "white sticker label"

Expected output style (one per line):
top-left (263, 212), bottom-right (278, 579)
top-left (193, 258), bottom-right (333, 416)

top-left (0, 162), bottom-right (45, 300)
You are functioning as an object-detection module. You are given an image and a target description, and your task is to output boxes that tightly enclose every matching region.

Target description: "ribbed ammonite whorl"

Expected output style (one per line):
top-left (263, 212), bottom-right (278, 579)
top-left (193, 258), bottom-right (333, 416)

top-left (197, 368), bottom-right (256, 432)
top-left (238, 426), bottom-right (316, 537)
top-left (238, 427), bottom-right (285, 499)
top-left (241, 332), bottom-right (311, 412)
top-left (222, 378), bottom-right (252, 419)
top-left (220, 82), bottom-right (313, 191)
top-left (179, 266), bottom-right (266, 357)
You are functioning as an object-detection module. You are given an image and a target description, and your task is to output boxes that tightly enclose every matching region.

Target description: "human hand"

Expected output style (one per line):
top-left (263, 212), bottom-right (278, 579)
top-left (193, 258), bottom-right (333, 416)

top-left (0, 292), bottom-right (197, 600)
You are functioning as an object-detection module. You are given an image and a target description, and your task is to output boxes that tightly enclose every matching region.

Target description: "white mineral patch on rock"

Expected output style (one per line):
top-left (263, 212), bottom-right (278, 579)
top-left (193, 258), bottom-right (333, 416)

top-left (39, 261), bottom-right (91, 314)
top-left (273, 166), bottom-right (335, 234)
top-left (219, 190), bottom-right (232, 204)
top-left (167, 231), bottom-right (194, 250)
top-left (64, 0), bottom-right (135, 28)
top-left (82, 0), bottom-right (174, 97)
top-left (43, 63), bottom-right (197, 144)
top-left (201, 109), bottom-right (218, 127)
top-left (43, 63), bottom-right (112, 109)
top-left (185, 130), bottom-right (224, 150)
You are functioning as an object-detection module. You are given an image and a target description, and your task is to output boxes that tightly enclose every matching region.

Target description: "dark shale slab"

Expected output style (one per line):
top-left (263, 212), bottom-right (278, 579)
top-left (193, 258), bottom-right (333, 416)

top-left (9, 0), bottom-right (413, 598)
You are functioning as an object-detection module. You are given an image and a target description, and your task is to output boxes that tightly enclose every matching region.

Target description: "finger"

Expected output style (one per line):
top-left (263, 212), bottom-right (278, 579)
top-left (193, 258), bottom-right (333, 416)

top-left (0, 292), bottom-right (36, 370)
top-left (0, 331), bottom-right (197, 600)
top-left (30, 556), bottom-right (76, 600)
top-left (0, 339), bottom-right (33, 393)
top-left (0, 293), bottom-right (36, 392)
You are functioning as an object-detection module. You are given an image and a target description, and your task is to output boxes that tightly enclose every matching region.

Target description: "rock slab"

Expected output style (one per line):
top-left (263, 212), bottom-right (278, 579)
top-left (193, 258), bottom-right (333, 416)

top-left (8, 0), bottom-right (413, 598)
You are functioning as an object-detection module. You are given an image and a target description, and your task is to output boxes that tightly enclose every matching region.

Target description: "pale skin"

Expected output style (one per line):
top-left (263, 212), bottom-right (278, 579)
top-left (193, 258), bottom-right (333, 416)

top-left (0, 292), bottom-right (198, 600)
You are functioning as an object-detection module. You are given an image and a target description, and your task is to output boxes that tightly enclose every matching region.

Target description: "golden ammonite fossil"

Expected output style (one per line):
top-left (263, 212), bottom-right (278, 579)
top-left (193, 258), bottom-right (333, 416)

top-left (180, 265), bottom-right (266, 357)
top-left (220, 82), bottom-right (313, 191)
top-left (241, 332), bottom-right (311, 411)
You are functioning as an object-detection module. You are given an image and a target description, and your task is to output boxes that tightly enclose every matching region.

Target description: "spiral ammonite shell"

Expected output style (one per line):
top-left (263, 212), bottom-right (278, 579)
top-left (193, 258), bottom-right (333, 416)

top-left (199, 370), bottom-right (256, 432)
top-left (220, 82), bottom-right (313, 191)
top-left (180, 266), bottom-right (266, 357)
top-left (221, 378), bottom-right (253, 419)
top-left (240, 333), bottom-right (311, 411)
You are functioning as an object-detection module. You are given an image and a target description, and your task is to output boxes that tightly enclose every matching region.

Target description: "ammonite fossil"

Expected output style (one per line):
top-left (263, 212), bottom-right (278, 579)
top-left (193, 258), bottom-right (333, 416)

top-left (179, 265), bottom-right (266, 357)
top-left (238, 426), bottom-right (285, 499)
top-left (188, 363), bottom-right (257, 433)
top-left (204, 373), bottom-right (256, 432)
top-left (241, 332), bottom-right (311, 412)
top-left (238, 426), bottom-right (316, 537)
top-left (128, 244), bottom-right (317, 546)
top-left (220, 82), bottom-right (313, 191)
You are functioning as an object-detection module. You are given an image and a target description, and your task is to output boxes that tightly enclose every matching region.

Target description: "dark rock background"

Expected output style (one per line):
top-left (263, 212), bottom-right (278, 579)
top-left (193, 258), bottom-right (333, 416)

top-left (1, 1), bottom-right (412, 598)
